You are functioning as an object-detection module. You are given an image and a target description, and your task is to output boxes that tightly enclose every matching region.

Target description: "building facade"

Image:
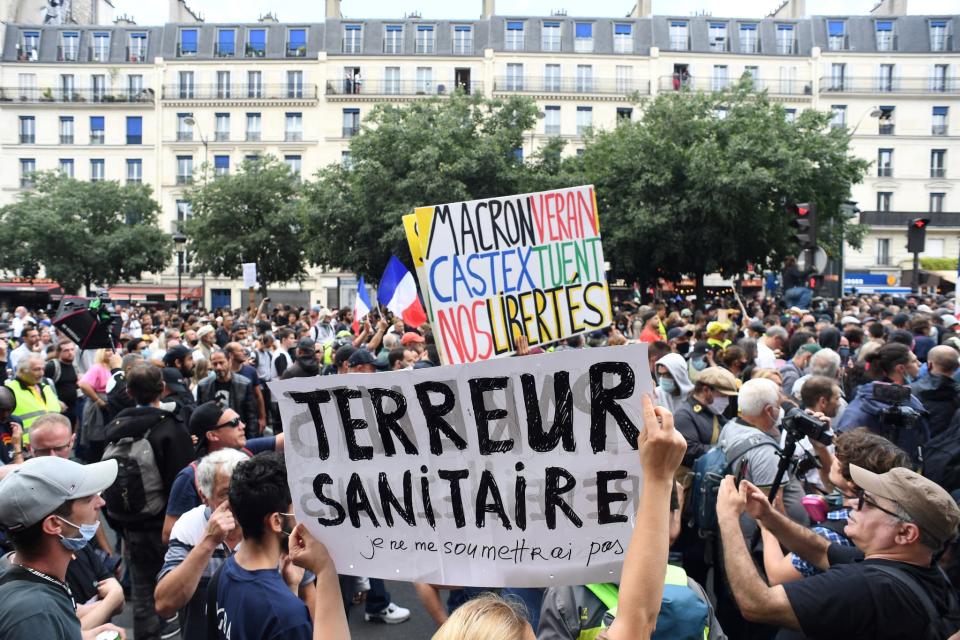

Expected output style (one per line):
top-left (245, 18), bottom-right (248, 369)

top-left (0, 3), bottom-right (957, 306)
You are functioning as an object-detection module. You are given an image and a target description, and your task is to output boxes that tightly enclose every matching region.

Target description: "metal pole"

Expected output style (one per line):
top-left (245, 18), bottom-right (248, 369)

top-left (912, 251), bottom-right (920, 294)
top-left (176, 250), bottom-right (183, 314)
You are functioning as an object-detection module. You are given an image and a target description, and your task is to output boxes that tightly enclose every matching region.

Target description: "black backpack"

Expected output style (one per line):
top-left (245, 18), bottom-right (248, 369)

top-left (921, 412), bottom-right (960, 493)
top-left (101, 414), bottom-right (167, 523)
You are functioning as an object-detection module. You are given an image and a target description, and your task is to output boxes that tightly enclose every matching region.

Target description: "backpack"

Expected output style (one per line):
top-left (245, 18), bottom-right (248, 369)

top-left (689, 433), bottom-right (780, 535)
top-left (921, 414), bottom-right (960, 493)
top-left (870, 564), bottom-right (960, 640)
top-left (101, 415), bottom-right (166, 523)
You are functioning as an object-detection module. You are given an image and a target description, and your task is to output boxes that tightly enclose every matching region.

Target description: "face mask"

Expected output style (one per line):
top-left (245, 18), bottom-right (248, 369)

top-left (710, 396), bottom-right (729, 415)
top-left (660, 378), bottom-right (678, 395)
top-left (57, 516), bottom-right (99, 552)
top-left (772, 407), bottom-right (784, 428)
top-left (676, 342), bottom-right (690, 355)
top-left (692, 356), bottom-right (708, 371)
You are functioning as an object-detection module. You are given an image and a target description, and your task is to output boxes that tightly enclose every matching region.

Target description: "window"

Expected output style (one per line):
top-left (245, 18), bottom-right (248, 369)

top-left (178, 71), bottom-right (194, 99)
top-left (216, 71), bottom-right (231, 99)
top-left (244, 155), bottom-right (260, 164)
top-left (617, 107), bottom-right (633, 122)
top-left (877, 149), bottom-right (893, 177)
top-left (576, 65), bottom-right (593, 93)
top-left (384, 25), bottom-right (403, 54)
top-left (876, 192), bottom-right (892, 212)
top-left (512, 147), bottom-right (523, 163)
top-left (576, 106), bottom-right (592, 136)
top-left (616, 65), bottom-right (633, 93)
top-left (284, 155), bottom-right (301, 176)
top-left (875, 20), bottom-right (895, 51)
top-left (20, 31), bottom-right (39, 60)
top-left (877, 238), bottom-right (891, 265)
top-left (214, 155), bottom-right (230, 177)
top-left (246, 113), bottom-right (261, 141)
top-left (713, 107), bottom-right (728, 120)
top-left (574, 23), bottom-right (593, 53)
top-left (91, 32), bottom-right (110, 62)
top-left (933, 106), bottom-right (948, 135)
top-left (384, 67), bottom-right (400, 94)
top-left (712, 65), bottom-right (729, 91)
top-left (215, 113), bottom-right (230, 141)
top-left (931, 150), bottom-right (946, 178)
top-left (19, 116), bottom-right (35, 144)
top-left (878, 64), bottom-right (895, 92)
top-left (544, 105), bottom-right (560, 135)
top-left (60, 74), bottom-right (75, 101)
top-left (91, 74), bottom-right (106, 102)
top-left (416, 25), bottom-right (435, 54)
top-left (285, 112), bottom-right (303, 141)
top-left (878, 106), bottom-right (895, 135)
top-left (709, 23), bottom-right (728, 52)
top-left (287, 71), bottom-right (304, 99)
top-left (216, 29), bottom-right (236, 57)
top-left (341, 150), bottom-right (353, 168)
top-left (926, 237), bottom-right (945, 257)
top-left (744, 65), bottom-right (760, 89)
top-left (342, 108), bottom-right (360, 138)
top-left (776, 24), bottom-right (796, 54)
top-left (126, 116), bottom-right (142, 145)
top-left (785, 108), bottom-right (797, 122)
top-left (932, 64), bottom-right (949, 92)
top-left (343, 25), bottom-right (362, 54)
top-left (176, 113), bottom-right (193, 142)
top-left (126, 159), bottom-right (142, 183)
top-left (669, 21), bottom-right (688, 50)
top-left (614, 24), bottom-right (633, 54)
top-left (739, 23), bottom-right (759, 53)
top-left (829, 63), bottom-right (846, 91)
top-left (176, 156), bottom-right (193, 184)
top-left (60, 31), bottom-right (79, 61)
top-left (416, 67), bottom-right (433, 93)
top-left (246, 29), bottom-right (266, 57)
top-left (247, 71), bottom-right (263, 98)
top-left (128, 32), bottom-right (147, 61)
top-left (179, 29), bottom-right (197, 56)
top-left (90, 116), bottom-right (105, 144)
top-left (287, 28), bottom-right (307, 57)
top-left (128, 74), bottom-right (143, 99)
top-left (544, 64), bottom-right (561, 92)
top-left (175, 200), bottom-right (193, 235)
top-left (827, 20), bottom-right (847, 50)
top-left (506, 63), bottom-right (524, 91)
top-left (930, 20), bottom-right (949, 52)
top-left (59, 159), bottom-right (74, 178)
top-left (830, 105), bottom-right (846, 129)
top-left (930, 193), bottom-right (946, 213)
top-left (90, 159), bottom-right (105, 182)
top-left (542, 21), bottom-right (561, 52)
top-left (505, 21), bottom-right (524, 51)
top-left (779, 65), bottom-right (797, 94)
top-left (60, 117), bottom-right (74, 144)
top-left (453, 26), bottom-right (473, 55)
top-left (20, 159), bottom-right (36, 187)
top-left (18, 73), bottom-right (37, 100)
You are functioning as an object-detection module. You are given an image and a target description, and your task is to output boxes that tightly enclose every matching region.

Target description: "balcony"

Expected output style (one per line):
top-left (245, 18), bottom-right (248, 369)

top-left (214, 131), bottom-right (230, 141)
top-left (57, 46), bottom-right (80, 61)
top-left (244, 45), bottom-right (266, 58)
top-left (931, 167), bottom-right (946, 179)
top-left (0, 87), bottom-right (156, 104)
top-left (658, 75), bottom-right (811, 95)
top-left (20, 177), bottom-right (35, 188)
top-left (932, 124), bottom-right (948, 136)
top-left (245, 132), bottom-right (261, 142)
top-left (285, 131), bottom-right (303, 142)
top-left (160, 84), bottom-right (318, 101)
top-left (87, 46), bottom-right (111, 62)
top-left (90, 132), bottom-right (105, 144)
top-left (493, 76), bottom-right (650, 96)
top-left (176, 45), bottom-right (197, 57)
top-left (819, 76), bottom-right (960, 94)
top-left (16, 45), bottom-right (39, 61)
top-left (326, 79), bottom-right (484, 97)
top-left (875, 35), bottom-right (898, 52)
top-left (214, 45), bottom-right (236, 58)
top-left (60, 135), bottom-right (73, 144)
top-left (126, 47), bottom-right (147, 63)
top-left (827, 35), bottom-right (849, 51)
top-left (176, 131), bottom-right (193, 141)
top-left (19, 134), bottom-right (35, 144)
top-left (176, 175), bottom-right (193, 185)
top-left (775, 39), bottom-right (799, 55)
top-left (342, 125), bottom-right (360, 138)
top-left (877, 166), bottom-right (893, 178)
top-left (861, 211), bottom-right (960, 227)
top-left (286, 45), bottom-right (307, 58)
top-left (931, 35), bottom-right (954, 52)
top-left (878, 123), bottom-right (895, 135)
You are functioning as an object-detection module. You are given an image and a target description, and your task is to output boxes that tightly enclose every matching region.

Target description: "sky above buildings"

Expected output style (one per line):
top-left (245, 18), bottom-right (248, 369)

top-left (111, 0), bottom-right (956, 25)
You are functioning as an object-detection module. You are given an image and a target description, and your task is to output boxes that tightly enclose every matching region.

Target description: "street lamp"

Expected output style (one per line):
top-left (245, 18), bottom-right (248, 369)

top-left (850, 105), bottom-right (882, 134)
top-left (181, 116), bottom-right (208, 181)
top-left (173, 232), bottom-right (187, 314)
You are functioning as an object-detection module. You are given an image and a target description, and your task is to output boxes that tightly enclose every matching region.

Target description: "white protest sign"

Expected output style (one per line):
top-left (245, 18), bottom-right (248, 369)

top-left (270, 344), bottom-right (652, 587)
top-left (242, 263), bottom-right (257, 288)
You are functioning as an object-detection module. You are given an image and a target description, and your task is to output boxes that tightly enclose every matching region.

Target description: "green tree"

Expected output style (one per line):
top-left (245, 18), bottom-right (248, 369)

top-left (0, 172), bottom-right (171, 294)
top-left (185, 157), bottom-right (308, 296)
top-left (303, 92), bottom-right (540, 280)
top-left (579, 78), bottom-right (869, 299)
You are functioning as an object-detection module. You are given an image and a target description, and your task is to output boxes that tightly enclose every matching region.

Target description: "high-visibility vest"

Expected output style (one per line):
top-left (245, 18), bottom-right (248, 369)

top-left (5, 378), bottom-right (60, 438)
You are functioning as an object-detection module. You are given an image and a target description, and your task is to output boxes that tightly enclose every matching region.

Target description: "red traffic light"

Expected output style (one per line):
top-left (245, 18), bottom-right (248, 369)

top-left (913, 219), bottom-right (927, 229)
top-left (797, 206), bottom-right (810, 216)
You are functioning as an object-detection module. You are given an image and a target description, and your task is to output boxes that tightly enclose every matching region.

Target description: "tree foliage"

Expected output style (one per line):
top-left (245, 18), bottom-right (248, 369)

top-left (185, 157), bottom-right (309, 295)
top-left (0, 172), bottom-right (171, 293)
top-left (303, 92), bottom-right (540, 280)
top-left (577, 78), bottom-right (869, 285)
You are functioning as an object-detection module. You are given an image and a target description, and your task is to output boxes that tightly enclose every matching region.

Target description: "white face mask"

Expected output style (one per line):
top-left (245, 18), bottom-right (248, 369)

top-left (710, 396), bottom-right (729, 416)
top-left (771, 406), bottom-right (784, 428)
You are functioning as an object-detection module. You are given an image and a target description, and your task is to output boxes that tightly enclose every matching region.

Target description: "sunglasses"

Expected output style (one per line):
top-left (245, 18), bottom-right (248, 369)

top-left (215, 417), bottom-right (242, 429)
top-left (856, 489), bottom-right (910, 522)
top-left (32, 442), bottom-right (72, 456)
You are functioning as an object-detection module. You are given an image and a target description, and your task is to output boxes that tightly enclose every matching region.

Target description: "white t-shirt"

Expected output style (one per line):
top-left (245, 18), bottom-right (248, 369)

top-left (756, 340), bottom-right (777, 369)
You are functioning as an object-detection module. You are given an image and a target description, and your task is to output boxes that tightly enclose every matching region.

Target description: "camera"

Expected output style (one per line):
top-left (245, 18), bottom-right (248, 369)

top-left (782, 406), bottom-right (833, 446)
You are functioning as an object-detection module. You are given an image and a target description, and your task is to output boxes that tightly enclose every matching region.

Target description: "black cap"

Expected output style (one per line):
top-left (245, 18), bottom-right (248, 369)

top-left (161, 367), bottom-right (187, 389)
top-left (348, 348), bottom-right (377, 367)
top-left (689, 340), bottom-right (711, 357)
top-left (189, 401), bottom-right (226, 439)
top-left (667, 327), bottom-right (693, 341)
top-left (163, 345), bottom-right (192, 367)
top-left (297, 337), bottom-right (316, 353)
top-left (334, 345), bottom-right (356, 367)
top-left (748, 321), bottom-right (766, 333)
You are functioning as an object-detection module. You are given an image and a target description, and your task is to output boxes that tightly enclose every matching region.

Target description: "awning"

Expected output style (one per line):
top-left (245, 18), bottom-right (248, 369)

top-left (108, 285), bottom-right (202, 302)
top-left (0, 280), bottom-right (61, 293)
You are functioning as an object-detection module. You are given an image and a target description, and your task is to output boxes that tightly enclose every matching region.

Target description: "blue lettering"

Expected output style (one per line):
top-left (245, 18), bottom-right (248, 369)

top-left (429, 255), bottom-right (452, 303)
top-left (466, 254), bottom-right (488, 297)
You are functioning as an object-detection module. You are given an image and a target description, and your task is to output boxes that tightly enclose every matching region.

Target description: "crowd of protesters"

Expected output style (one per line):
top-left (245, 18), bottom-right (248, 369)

top-left (0, 287), bottom-right (960, 639)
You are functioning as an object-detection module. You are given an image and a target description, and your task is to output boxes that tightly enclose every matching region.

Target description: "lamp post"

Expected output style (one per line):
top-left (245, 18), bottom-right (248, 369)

top-left (181, 116), bottom-right (208, 181)
top-left (173, 232), bottom-right (187, 314)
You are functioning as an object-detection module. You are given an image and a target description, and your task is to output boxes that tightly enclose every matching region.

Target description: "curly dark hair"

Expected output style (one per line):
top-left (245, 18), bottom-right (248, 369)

top-left (834, 427), bottom-right (912, 481)
top-left (228, 451), bottom-right (290, 540)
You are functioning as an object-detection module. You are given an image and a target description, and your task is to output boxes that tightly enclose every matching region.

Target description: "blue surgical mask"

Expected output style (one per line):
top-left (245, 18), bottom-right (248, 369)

top-left (660, 378), bottom-right (678, 395)
top-left (57, 516), bottom-right (100, 552)
top-left (692, 357), bottom-right (708, 371)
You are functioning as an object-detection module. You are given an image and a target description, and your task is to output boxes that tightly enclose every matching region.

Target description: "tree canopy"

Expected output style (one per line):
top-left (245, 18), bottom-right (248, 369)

top-left (0, 173), bottom-right (171, 293)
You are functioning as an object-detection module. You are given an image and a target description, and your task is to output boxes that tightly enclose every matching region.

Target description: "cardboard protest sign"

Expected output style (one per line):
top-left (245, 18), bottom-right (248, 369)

top-left (413, 186), bottom-right (612, 365)
top-left (270, 344), bottom-right (652, 588)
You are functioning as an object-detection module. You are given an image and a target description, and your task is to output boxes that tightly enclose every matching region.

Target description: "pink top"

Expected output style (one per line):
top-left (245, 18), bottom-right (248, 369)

top-left (79, 364), bottom-right (111, 394)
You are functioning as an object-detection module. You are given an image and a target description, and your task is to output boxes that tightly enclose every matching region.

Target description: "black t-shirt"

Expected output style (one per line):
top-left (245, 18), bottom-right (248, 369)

top-left (213, 379), bottom-right (232, 409)
top-left (778, 543), bottom-right (960, 639)
top-left (0, 564), bottom-right (81, 640)
top-left (45, 360), bottom-right (78, 410)
top-left (0, 419), bottom-right (22, 465)
top-left (65, 545), bottom-right (112, 604)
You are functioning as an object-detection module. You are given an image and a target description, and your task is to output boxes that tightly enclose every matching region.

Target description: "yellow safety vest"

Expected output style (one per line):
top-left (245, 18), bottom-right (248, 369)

top-left (6, 378), bottom-right (60, 439)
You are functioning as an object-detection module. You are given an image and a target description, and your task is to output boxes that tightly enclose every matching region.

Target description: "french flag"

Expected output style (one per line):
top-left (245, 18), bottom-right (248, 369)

top-left (378, 256), bottom-right (428, 329)
top-left (352, 276), bottom-right (372, 334)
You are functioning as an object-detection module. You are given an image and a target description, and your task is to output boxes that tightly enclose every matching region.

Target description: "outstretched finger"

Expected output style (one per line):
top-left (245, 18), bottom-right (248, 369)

top-left (641, 394), bottom-right (659, 433)
top-left (652, 404), bottom-right (675, 432)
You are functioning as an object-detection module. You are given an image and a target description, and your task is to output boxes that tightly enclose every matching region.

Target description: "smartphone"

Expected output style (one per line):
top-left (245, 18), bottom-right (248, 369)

top-left (734, 458), bottom-right (749, 490)
top-left (802, 494), bottom-right (829, 522)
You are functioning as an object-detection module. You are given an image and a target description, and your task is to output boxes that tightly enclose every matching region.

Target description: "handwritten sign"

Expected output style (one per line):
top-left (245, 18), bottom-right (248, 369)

top-left (412, 186), bottom-right (612, 365)
top-left (270, 344), bottom-right (651, 587)
top-left (242, 263), bottom-right (257, 289)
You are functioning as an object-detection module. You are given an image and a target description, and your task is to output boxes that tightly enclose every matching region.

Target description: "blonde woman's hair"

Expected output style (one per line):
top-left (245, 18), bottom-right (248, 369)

top-left (432, 594), bottom-right (530, 640)
top-left (94, 348), bottom-right (112, 366)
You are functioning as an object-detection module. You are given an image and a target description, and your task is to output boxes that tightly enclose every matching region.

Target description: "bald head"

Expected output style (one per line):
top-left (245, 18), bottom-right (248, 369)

top-left (928, 345), bottom-right (960, 377)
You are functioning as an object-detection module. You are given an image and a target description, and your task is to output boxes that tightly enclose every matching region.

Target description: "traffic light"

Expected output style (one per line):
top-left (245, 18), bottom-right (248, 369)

top-left (907, 218), bottom-right (930, 253)
top-left (788, 202), bottom-right (817, 249)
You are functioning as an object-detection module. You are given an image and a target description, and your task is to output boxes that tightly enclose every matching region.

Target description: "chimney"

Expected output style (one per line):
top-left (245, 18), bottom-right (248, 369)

top-left (482, 0), bottom-right (495, 19)
top-left (168, 0), bottom-right (202, 23)
top-left (114, 14), bottom-right (137, 25)
top-left (768, 0), bottom-right (806, 19)
top-left (326, 0), bottom-right (342, 19)
top-left (870, 0), bottom-right (907, 16)
top-left (258, 12), bottom-right (279, 22)
top-left (629, 0), bottom-right (652, 18)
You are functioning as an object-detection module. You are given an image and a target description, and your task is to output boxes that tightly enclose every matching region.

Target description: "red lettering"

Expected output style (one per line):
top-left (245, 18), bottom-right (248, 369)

top-left (565, 192), bottom-right (580, 240)
top-left (437, 308), bottom-right (466, 364)
top-left (472, 300), bottom-right (494, 361)
top-left (530, 194), bottom-right (546, 244)
top-left (456, 304), bottom-right (479, 363)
